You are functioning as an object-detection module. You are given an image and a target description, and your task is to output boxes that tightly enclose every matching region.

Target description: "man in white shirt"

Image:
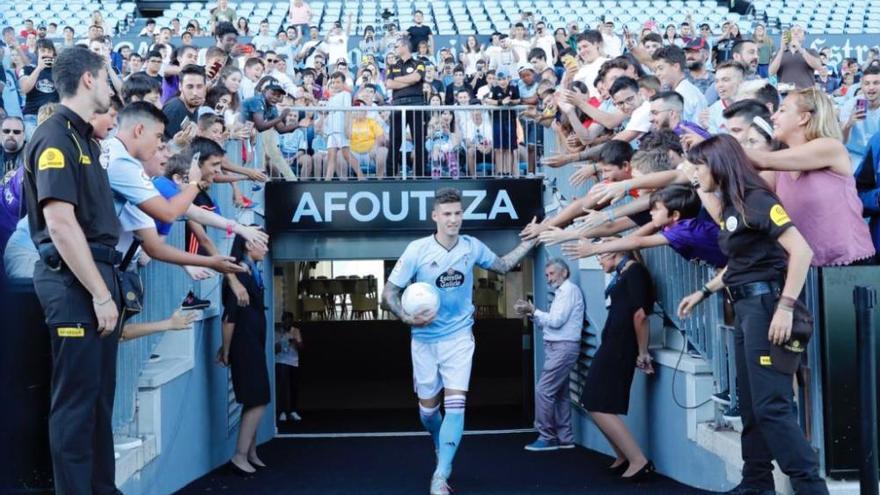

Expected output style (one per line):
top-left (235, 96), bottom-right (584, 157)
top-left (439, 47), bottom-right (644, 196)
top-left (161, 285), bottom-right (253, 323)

top-left (509, 23), bottom-right (531, 65)
top-left (652, 45), bottom-right (706, 123)
top-left (703, 60), bottom-right (744, 133)
top-left (573, 31), bottom-right (608, 99)
top-left (600, 21), bottom-right (623, 58)
top-left (251, 19), bottom-right (275, 53)
top-left (240, 57), bottom-right (265, 100)
top-left (531, 21), bottom-right (556, 66)
top-left (515, 258), bottom-right (584, 451)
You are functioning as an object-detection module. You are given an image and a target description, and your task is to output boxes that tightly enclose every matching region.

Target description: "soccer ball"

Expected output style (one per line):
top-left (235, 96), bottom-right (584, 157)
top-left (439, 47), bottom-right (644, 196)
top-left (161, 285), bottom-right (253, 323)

top-left (401, 282), bottom-right (440, 316)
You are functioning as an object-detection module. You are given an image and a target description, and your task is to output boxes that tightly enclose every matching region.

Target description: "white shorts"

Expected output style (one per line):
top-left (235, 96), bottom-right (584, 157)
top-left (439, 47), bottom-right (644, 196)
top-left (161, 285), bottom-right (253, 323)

top-left (411, 331), bottom-right (475, 400)
top-left (326, 132), bottom-right (350, 149)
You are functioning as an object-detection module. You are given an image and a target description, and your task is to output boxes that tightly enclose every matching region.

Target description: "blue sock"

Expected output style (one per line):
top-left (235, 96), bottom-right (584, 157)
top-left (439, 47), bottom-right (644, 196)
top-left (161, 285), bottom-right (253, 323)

top-left (435, 395), bottom-right (466, 478)
top-left (419, 404), bottom-right (443, 450)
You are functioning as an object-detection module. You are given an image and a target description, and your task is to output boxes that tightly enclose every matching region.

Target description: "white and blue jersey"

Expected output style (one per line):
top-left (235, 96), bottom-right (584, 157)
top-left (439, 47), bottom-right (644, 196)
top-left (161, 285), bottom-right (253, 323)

top-left (388, 234), bottom-right (499, 343)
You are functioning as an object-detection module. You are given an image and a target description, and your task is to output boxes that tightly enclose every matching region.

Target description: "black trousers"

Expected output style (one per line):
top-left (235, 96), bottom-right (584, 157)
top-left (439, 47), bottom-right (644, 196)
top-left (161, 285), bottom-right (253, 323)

top-left (275, 363), bottom-right (300, 414)
top-left (33, 259), bottom-right (122, 495)
top-left (388, 100), bottom-right (426, 177)
top-left (732, 293), bottom-right (828, 494)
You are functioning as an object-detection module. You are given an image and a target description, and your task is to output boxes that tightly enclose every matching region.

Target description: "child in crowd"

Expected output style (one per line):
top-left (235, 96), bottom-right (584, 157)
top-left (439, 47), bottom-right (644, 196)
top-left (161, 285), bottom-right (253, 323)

top-left (425, 110), bottom-right (461, 179)
top-left (487, 71), bottom-right (520, 176)
top-left (349, 100), bottom-right (387, 178)
top-left (561, 184), bottom-right (727, 268)
top-left (324, 71), bottom-right (361, 179)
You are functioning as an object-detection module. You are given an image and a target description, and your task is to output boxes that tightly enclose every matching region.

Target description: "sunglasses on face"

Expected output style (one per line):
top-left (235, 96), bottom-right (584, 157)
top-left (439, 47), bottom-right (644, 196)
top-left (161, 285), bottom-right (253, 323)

top-left (266, 58), bottom-right (277, 63)
top-left (1, 129), bottom-right (23, 135)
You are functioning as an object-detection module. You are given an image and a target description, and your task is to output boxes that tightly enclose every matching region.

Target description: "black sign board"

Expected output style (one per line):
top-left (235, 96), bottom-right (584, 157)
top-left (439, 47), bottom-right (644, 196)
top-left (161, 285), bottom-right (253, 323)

top-left (265, 179), bottom-right (544, 233)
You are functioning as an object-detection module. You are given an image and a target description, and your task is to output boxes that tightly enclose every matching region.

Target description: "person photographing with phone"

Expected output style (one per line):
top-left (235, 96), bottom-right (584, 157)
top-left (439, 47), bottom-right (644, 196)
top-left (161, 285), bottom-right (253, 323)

top-left (163, 64), bottom-right (207, 148)
top-left (768, 25), bottom-right (823, 90)
top-left (18, 39), bottom-right (59, 138)
top-left (840, 65), bottom-right (880, 168)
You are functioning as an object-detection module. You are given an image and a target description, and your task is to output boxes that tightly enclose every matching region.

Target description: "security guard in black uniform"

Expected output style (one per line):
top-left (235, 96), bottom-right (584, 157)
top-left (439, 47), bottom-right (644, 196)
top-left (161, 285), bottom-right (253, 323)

top-left (386, 36), bottom-right (427, 177)
top-left (23, 47), bottom-right (124, 495)
top-left (679, 135), bottom-right (828, 495)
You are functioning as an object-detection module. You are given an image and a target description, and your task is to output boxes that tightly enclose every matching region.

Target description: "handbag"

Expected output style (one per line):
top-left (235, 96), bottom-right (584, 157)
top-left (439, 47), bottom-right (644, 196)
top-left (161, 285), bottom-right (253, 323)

top-left (116, 240), bottom-right (144, 322)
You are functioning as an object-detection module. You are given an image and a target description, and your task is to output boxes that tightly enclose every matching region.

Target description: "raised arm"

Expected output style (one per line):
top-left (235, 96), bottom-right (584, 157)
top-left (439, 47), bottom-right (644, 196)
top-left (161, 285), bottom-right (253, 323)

top-left (746, 138), bottom-right (851, 176)
top-left (488, 238), bottom-right (537, 274)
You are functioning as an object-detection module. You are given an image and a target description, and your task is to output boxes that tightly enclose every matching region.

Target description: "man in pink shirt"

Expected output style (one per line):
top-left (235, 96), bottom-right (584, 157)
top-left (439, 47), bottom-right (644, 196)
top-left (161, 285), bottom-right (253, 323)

top-left (288, 0), bottom-right (313, 40)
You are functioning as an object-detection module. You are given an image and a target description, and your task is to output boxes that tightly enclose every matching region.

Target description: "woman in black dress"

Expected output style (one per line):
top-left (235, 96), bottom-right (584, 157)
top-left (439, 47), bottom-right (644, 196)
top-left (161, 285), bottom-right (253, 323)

top-left (579, 244), bottom-right (655, 481)
top-left (218, 230), bottom-right (270, 475)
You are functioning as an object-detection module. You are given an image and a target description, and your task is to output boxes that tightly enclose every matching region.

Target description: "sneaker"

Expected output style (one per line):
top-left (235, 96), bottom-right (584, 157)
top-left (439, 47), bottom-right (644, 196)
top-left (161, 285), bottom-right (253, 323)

top-left (722, 404), bottom-right (741, 422)
top-left (712, 390), bottom-right (732, 406)
top-left (557, 442), bottom-right (576, 450)
top-left (278, 412), bottom-right (287, 422)
top-left (181, 291), bottom-right (210, 310)
top-left (290, 411), bottom-right (302, 421)
top-left (524, 438), bottom-right (560, 451)
top-left (429, 474), bottom-right (451, 495)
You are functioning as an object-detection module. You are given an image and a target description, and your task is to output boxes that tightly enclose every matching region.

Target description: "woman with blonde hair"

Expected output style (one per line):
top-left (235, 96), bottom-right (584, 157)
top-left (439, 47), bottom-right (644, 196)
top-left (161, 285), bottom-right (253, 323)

top-left (746, 87), bottom-right (875, 266)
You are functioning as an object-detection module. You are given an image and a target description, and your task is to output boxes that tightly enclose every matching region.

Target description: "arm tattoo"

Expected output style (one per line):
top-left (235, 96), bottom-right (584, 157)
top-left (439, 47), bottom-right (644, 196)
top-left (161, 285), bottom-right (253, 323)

top-left (490, 239), bottom-right (537, 274)
top-left (381, 282), bottom-right (407, 320)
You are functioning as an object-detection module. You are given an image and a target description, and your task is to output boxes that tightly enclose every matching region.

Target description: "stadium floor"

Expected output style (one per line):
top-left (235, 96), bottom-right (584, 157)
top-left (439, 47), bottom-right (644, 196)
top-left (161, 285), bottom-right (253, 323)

top-left (176, 432), bottom-right (714, 494)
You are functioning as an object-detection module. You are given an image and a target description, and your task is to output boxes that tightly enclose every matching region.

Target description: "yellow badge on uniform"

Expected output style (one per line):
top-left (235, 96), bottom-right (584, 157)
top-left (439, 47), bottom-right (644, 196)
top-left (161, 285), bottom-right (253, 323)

top-left (38, 148), bottom-right (65, 170)
top-left (770, 204), bottom-right (790, 226)
top-left (759, 356), bottom-right (772, 366)
top-left (57, 327), bottom-right (84, 338)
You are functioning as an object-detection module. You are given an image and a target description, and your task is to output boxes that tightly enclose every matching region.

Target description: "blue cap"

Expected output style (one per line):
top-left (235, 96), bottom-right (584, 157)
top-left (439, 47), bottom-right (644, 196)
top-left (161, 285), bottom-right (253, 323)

top-left (497, 70), bottom-right (510, 78)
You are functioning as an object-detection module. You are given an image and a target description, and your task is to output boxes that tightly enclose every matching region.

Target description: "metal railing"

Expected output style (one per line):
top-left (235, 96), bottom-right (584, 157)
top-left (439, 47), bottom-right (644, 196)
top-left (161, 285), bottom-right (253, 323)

top-left (640, 245), bottom-right (824, 441)
top-left (250, 104), bottom-right (548, 181)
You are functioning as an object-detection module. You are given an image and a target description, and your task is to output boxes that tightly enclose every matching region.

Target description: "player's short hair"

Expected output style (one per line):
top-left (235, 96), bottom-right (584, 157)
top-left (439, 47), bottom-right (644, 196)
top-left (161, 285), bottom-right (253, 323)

top-left (434, 188), bottom-right (462, 207)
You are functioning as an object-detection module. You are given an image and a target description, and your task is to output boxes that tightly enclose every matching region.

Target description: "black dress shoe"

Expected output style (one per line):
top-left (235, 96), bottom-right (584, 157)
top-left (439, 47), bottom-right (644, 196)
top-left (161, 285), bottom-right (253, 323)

top-left (607, 461), bottom-right (629, 476)
top-left (227, 461), bottom-right (256, 477)
top-left (621, 460), bottom-right (655, 482)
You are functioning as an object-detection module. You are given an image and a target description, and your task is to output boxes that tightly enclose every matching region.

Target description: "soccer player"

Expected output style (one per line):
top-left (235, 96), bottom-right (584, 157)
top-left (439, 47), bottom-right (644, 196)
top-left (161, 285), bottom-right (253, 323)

top-left (382, 187), bottom-right (537, 495)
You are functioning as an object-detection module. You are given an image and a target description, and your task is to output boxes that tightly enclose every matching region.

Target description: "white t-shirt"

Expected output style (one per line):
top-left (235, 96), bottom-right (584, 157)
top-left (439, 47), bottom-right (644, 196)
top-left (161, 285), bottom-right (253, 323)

top-left (510, 39), bottom-right (531, 65)
top-left (326, 90), bottom-right (352, 135)
top-left (251, 33), bottom-right (275, 52)
top-left (533, 34), bottom-right (555, 63)
top-left (325, 33), bottom-right (349, 65)
top-left (675, 78), bottom-right (708, 123)
top-left (240, 76), bottom-right (258, 100)
top-left (624, 100), bottom-right (652, 134)
top-left (602, 33), bottom-right (623, 58)
top-left (573, 57), bottom-right (608, 99)
top-left (706, 99), bottom-right (726, 134)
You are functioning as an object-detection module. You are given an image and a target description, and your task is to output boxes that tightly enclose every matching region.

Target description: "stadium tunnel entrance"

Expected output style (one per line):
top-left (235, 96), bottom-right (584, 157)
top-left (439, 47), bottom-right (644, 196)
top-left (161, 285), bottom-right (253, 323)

top-left (265, 179), bottom-right (545, 434)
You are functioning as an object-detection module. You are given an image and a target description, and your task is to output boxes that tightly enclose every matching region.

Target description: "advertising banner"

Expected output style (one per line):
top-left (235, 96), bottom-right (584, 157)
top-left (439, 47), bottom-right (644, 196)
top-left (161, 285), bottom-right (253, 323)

top-left (265, 178), bottom-right (544, 233)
